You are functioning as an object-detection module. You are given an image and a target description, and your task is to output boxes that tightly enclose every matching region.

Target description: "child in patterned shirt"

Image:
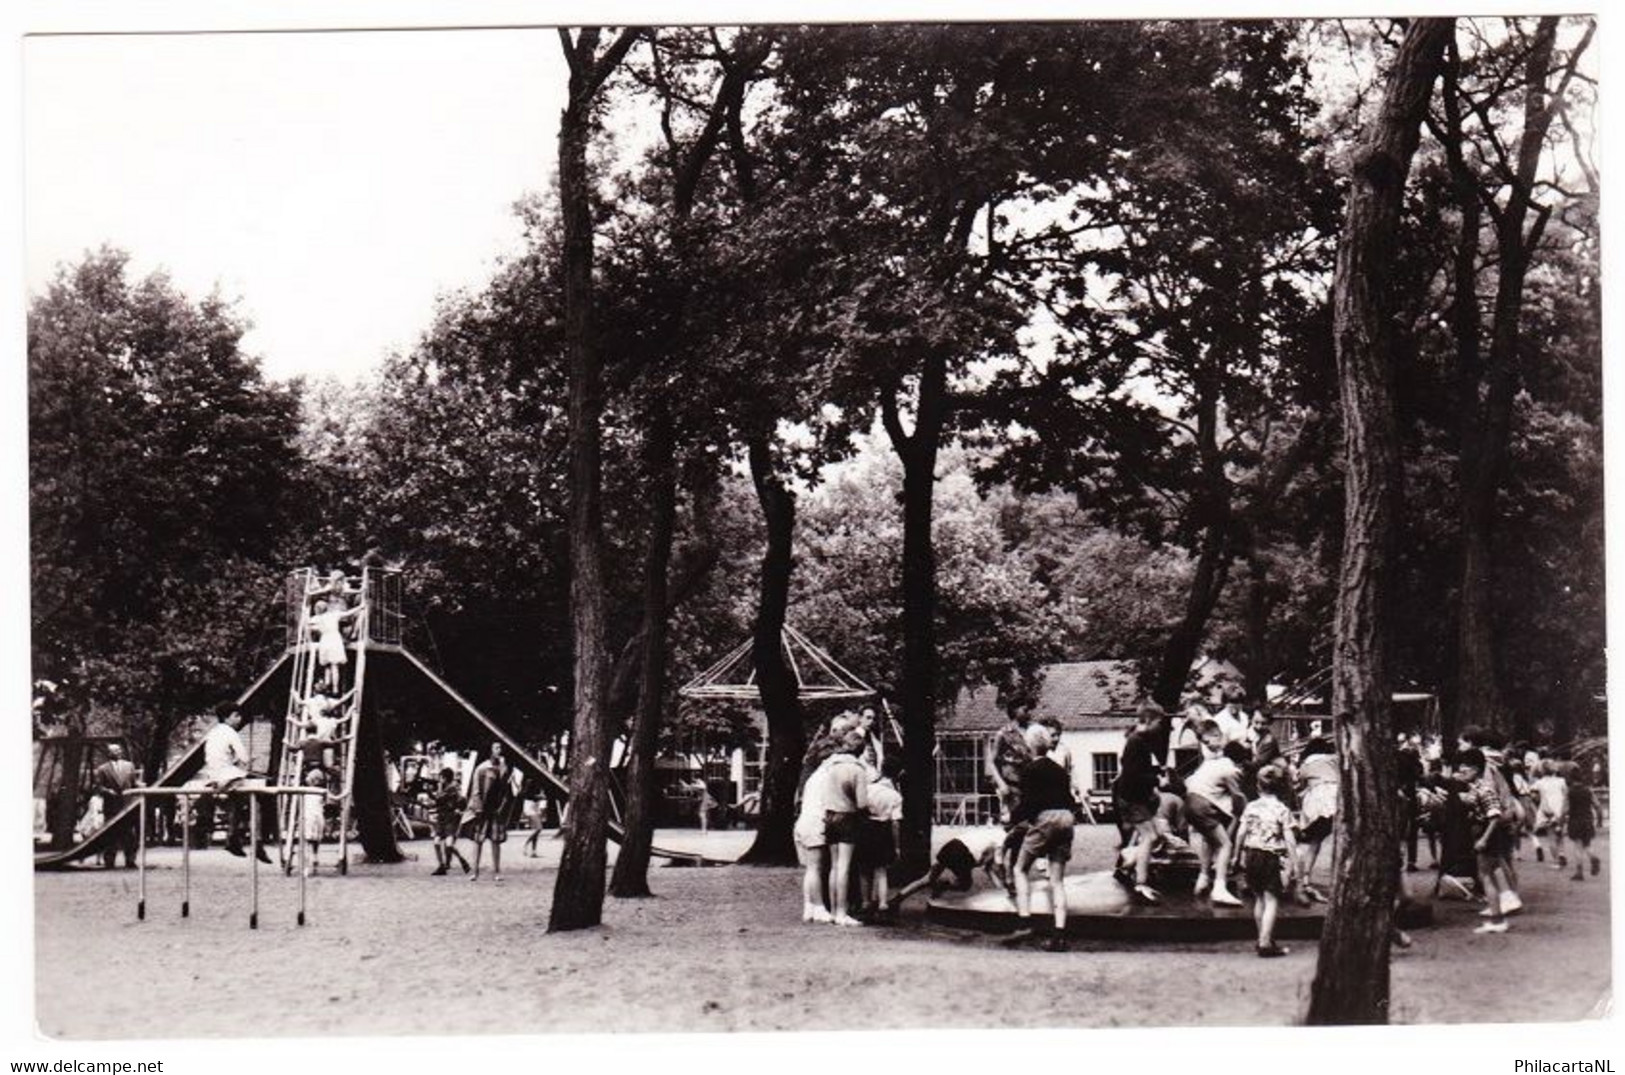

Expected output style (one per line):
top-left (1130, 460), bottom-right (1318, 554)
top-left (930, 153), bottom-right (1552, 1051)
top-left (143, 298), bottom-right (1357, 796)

top-left (1456, 748), bottom-right (1512, 934)
top-left (1237, 764), bottom-right (1298, 957)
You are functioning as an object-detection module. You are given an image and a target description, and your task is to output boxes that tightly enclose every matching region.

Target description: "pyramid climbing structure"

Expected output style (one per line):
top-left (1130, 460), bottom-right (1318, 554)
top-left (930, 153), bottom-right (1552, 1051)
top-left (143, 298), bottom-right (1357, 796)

top-left (679, 623), bottom-right (877, 701)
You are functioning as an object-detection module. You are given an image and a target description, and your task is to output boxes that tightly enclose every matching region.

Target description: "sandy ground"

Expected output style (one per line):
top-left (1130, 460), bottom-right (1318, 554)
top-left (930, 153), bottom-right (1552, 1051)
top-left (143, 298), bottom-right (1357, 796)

top-left (34, 826), bottom-right (1611, 1038)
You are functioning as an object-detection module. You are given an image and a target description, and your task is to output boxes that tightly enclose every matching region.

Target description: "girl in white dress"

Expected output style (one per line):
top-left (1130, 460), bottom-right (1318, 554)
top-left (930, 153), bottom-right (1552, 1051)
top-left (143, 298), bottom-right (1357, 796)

top-left (309, 599), bottom-right (363, 692)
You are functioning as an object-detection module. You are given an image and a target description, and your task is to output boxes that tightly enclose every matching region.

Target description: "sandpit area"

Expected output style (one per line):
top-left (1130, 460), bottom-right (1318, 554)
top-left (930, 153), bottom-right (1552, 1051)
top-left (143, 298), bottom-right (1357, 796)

top-left (34, 827), bottom-right (1611, 1038)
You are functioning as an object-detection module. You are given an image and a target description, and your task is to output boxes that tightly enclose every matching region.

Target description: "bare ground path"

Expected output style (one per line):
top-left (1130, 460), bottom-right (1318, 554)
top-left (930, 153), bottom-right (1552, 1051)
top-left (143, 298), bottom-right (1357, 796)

top-left (34, 827), bottom-right (1610, 1038)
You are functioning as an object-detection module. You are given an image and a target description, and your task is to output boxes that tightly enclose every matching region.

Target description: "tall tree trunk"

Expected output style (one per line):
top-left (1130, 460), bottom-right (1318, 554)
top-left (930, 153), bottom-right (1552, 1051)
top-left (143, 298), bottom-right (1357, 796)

top-left (1150, 528), bottom-right (1233, 711)
top-left (881, 360), bottom-right (945, 879)
top-left (1306, 16), bottom-right (1451, 1026)
top-left (737, 434), bottom-right (804, 865)
top-left (609, 410), bottom-right (677, 897)
top-left (1436, 39), bottom-right (1482, 746)
top-left (1151, 377), bottom-right (1232, 712)
top-left (606, 36), bottom-right (764, 894)
top-left (549, 26), bottom-right (641, 933)
top-left (1451, 17), bottom-right (1562, 740)
top-left (1242, 552), bottom-right (1272, 708)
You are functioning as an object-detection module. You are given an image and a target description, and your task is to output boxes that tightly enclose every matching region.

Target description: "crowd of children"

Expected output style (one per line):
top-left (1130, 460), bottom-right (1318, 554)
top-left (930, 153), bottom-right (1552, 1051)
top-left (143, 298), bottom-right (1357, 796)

top-left (798, 695), bottom-right (1606, 960)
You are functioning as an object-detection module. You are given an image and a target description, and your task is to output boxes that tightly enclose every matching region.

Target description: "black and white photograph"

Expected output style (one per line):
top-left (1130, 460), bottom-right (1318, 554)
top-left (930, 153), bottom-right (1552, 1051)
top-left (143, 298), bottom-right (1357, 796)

top-left (9, 1), bottom-right (1616, 1063)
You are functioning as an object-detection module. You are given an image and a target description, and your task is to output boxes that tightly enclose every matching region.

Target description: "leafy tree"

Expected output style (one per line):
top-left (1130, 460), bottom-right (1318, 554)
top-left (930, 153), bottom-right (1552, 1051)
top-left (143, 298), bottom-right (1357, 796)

top-left (1423, 17), bottom-right (1595, 735)
top-left (1308, 16), bottom-right (1452, 1027)
top-left (981, 20), bottom-right (1339, 711)
top-left (29, 247), bottom-right (301, 773)
top-left (550, 25), bottom-right (645, 933)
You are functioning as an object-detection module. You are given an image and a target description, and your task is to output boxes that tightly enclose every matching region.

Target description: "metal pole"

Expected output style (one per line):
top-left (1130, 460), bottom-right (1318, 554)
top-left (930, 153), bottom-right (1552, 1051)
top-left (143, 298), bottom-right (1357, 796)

top-left (137, 796), bottom-right (147, 922)
top-left (181, 793), bottom-right (191, 918)
top-left (249, 792), bottom-right (260, 930)
top-left (297, 791), bottom-right (308, 927)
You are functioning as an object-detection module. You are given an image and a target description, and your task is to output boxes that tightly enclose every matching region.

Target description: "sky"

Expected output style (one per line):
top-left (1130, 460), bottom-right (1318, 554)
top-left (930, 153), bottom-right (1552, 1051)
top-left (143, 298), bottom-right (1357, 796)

top-left (25, 28), bottom-right (570, 382)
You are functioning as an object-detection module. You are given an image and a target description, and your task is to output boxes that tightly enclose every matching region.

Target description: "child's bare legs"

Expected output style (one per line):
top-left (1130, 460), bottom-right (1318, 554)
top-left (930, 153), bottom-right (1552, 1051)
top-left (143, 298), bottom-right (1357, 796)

top-left (470, 836), bottom-right (485, 880)
top-left (802, 847), bottom-right (832, 921)
top-left (1544, 828), bottom-right (1567, 868)
top-left (830, 843), bottom-right (860, 925)
top-left (1256, 890), bottom-right (1280, 948)
top-left (1047, 855), bottom-right (1068, 932)
top-left (1013, 849), bottom-right (1035, 919)
top-left (871, 868), bottom-right (888, 911)
top-left (1477, 856), bottom-right (1506, 929)
top-left (490, 839), bottom-right (503, 881)
top-left (1211, 831), bottom-right (1240, 903)
top-left (1130, 820), bottom-right (1156, 884)
top-left (1193, 835), bottom-right (1213, 894)
top-left (1298, 839), bottom-right (1325, 898)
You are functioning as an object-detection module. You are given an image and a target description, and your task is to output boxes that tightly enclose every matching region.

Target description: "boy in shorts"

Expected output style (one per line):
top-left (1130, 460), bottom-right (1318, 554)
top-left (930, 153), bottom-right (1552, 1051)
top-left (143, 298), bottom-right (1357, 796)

top-left (1002, 724), bottom-right (1075, 952)
top-left (1112, 703), bottom-right (1167, 904)
top-left (821, 730), bottom-right (870, 927)
top-left (857, 755), bottom-right (904, 920)
top-left (1183, 721), bottom-right (1245, 906)
top-left (430, 767), bottom-right (470, 875)
top-left (988, 706), bottom-right (1034, 894)
top-left (1237, 765), bottom-right (1297, 957)
top-left (1457, 749), bottom-right (1511, 934)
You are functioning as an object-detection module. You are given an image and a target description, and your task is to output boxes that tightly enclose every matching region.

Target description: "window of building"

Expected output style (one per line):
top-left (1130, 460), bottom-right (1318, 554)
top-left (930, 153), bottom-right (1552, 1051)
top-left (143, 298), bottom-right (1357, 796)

top-left (935, 735), bottom-right (984, 796)
top-left (1091, 752), bottom-right (1119, 792)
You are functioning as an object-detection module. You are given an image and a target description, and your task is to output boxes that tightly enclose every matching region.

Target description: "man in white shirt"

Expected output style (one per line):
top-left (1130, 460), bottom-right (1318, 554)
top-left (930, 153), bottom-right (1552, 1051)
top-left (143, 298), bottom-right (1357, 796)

top-left (199, 704), bottom-right (269, 861)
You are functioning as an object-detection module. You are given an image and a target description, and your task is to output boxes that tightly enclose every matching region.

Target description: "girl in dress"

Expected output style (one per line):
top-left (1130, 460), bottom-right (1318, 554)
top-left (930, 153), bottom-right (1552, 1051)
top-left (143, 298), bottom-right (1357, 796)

top-left (299, 767), bottom-right (335, 876)
top-left (309, 599), bottom-right (364, 692)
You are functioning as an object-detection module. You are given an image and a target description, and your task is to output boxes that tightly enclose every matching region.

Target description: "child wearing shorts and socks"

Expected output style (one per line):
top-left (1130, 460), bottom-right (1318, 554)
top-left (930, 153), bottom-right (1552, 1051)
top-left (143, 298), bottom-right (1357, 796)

top-left (1238, 765), bottom-right (1297, 957)
top-left (795, 755), bottom-right (836, 922)
top-left (1457, 749), bottom-right (1511, 934)
top-left (430, 767), bottom-right (470, 875)
top-left (821, 731), bottom-right (870, 927)
top-left (1002, 724), bottom-right (1075, 952)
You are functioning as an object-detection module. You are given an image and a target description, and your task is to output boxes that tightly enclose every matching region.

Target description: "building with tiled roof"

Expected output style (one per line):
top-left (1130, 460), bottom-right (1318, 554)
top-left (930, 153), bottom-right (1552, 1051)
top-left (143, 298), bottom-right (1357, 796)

top-left (932, 655), bottom-right (1246, 825)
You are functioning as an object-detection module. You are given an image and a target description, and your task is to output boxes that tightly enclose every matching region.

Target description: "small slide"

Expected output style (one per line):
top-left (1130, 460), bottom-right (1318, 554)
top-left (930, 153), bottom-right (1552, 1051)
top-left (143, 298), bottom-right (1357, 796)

top-left (34, 738), bottom-right (210, 870)
top-left (396, 650), bottom-right (726, 866)
top-left (35, 654), bottom-right (292, 872)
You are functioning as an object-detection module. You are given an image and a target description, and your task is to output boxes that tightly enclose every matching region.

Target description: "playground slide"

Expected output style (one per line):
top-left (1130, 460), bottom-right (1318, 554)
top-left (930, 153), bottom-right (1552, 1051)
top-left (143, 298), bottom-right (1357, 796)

top-left (397, 650), bottom-right (723, 866)
top-left (33, 737), bottom-right (210, 870)
top-left (34, 654), bottom-right (292, 872)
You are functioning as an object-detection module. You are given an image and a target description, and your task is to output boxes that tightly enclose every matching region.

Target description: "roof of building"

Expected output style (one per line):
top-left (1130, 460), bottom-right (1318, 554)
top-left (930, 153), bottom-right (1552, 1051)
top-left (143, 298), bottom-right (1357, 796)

top-left (939, 655), bottom-right (1247, 735)
top-left (941, 660), bottom-right (1141, 733)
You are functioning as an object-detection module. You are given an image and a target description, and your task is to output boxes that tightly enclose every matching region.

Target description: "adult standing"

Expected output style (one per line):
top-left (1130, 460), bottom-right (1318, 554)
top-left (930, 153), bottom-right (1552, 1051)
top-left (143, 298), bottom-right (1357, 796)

top-left (464, 742), bottom-right (515, 882)
top-left (91, 744), bottom-right (139, 868)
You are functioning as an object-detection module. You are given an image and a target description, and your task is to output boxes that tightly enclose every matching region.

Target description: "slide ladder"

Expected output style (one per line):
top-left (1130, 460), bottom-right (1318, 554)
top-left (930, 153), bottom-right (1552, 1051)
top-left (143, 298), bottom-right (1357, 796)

top-left (276, 568), bottom-right (370, 874)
